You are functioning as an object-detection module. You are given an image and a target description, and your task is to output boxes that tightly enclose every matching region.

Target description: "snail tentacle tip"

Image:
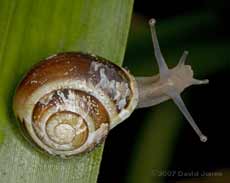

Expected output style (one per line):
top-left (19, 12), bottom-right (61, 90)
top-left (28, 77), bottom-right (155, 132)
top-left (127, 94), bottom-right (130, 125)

top-left (192, 78), bottom-right (209, 85)
top-left (184, 50), bottom-right (189, 55)
top-left (149, 18), bottom-right (156, 26)
top-left (200, 135), bottom-right (208, 142)
top-left (177, 50), bottom-right (189, 67)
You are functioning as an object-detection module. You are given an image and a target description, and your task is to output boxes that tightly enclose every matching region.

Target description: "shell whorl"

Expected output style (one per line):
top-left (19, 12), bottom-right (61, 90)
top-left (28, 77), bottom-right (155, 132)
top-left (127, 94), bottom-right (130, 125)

top-left (13, 52), bottom-right (138, 157)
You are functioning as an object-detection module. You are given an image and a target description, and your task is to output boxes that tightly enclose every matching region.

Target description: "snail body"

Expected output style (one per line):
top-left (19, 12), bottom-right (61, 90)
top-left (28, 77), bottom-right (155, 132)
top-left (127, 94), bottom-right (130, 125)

top-left (13, 19), bottom-right (208, 158)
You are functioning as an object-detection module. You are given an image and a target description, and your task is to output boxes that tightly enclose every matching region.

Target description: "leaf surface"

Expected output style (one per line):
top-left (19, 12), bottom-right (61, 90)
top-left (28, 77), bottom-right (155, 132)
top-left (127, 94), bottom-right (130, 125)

top-left (0, 0), bottom-right (133, 182)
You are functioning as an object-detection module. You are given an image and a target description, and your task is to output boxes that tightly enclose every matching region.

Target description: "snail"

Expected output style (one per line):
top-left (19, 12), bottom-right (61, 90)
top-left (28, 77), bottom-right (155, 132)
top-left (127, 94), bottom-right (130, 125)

top-left (13, 19), bottom-right (208, 158)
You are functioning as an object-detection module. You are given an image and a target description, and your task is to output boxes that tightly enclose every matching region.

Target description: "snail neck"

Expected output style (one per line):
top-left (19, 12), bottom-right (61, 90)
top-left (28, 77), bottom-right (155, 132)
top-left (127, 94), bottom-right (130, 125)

top-left (135, 74), bottom-right (170, 108)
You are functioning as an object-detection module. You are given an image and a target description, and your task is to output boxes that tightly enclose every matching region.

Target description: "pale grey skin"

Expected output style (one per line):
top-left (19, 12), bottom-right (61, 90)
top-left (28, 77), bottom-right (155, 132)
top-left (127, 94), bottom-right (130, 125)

top-left (135, 19), bottom-right (208, 142)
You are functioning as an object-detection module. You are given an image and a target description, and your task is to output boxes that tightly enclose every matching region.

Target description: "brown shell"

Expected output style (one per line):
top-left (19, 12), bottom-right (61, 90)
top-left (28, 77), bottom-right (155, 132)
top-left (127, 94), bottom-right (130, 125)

top-left (13, 52), bottom-right (138, 157)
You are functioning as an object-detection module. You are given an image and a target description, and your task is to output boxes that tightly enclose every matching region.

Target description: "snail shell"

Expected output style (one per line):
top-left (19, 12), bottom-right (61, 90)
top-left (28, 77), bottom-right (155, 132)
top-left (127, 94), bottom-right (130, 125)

top-left (13, 52), bottom-right (138, 157)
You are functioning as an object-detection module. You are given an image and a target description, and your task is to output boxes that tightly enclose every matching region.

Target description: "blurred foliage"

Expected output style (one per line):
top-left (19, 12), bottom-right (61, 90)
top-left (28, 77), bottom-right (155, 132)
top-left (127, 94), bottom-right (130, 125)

top-left (0, 0), bottom-right (133, 182)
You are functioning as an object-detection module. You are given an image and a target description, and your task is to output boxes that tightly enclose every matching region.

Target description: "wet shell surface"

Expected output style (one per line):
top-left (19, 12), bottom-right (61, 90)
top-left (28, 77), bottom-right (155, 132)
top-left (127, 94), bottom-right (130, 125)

top-left (13, 52), bottom-right (138, 157)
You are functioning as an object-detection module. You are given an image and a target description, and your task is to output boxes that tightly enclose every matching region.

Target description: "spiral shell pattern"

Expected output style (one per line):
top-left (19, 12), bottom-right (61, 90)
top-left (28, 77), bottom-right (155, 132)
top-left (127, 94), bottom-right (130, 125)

top-left (13, 52), bottom-right (138, 157)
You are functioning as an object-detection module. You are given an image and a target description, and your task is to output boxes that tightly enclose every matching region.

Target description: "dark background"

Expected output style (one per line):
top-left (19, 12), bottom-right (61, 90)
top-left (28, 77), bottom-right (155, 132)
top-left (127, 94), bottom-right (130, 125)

top-left (99, 0), bottom-right (230, 183)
